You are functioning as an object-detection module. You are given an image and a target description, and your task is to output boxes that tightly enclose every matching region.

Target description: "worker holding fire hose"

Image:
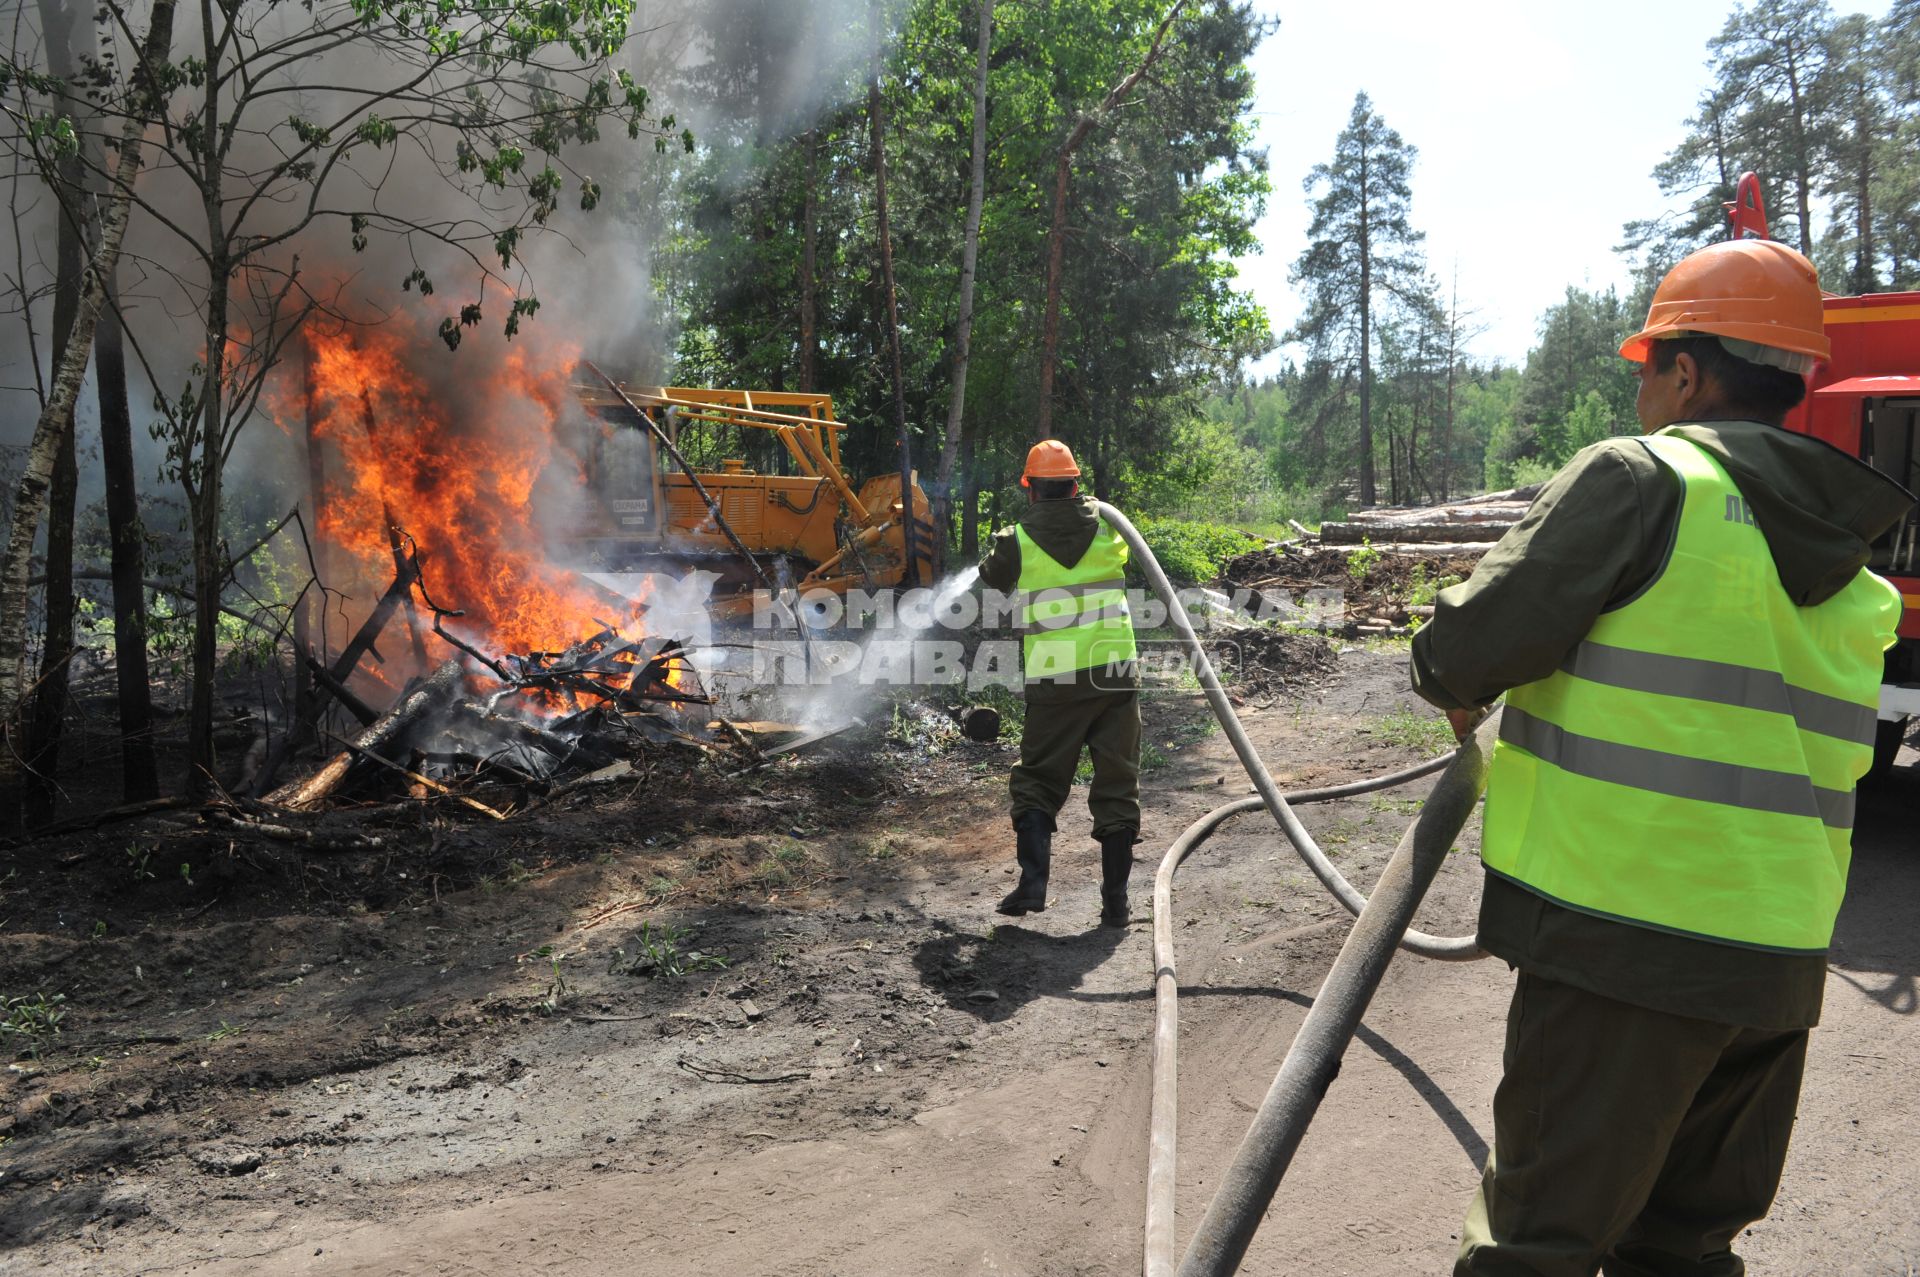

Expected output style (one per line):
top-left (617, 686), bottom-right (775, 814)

top-left (1413, 239), bottom-right (1912, 1275)
top-left (977, 440), bottom-right (1141, 929)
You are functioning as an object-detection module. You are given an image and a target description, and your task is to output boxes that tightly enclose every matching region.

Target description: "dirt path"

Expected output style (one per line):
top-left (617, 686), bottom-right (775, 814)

top-left (5, 651), bottom-right (1917, 1275)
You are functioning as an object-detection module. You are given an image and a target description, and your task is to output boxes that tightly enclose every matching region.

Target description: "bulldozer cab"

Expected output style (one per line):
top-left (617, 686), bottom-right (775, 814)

top-left (562, 375), bottom-right (933, 601)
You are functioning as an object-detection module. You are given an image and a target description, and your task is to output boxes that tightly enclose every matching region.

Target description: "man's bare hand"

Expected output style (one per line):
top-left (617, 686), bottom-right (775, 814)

top-left (1446, 708), bottom-right (1484, 742)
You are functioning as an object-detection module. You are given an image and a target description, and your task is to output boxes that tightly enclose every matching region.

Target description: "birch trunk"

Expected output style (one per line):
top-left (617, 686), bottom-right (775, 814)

top-left (0, 0), bottom-right (180, 820)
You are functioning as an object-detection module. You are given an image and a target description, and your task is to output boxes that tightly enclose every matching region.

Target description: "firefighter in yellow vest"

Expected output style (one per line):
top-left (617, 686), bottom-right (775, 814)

top-left (977, 440), bottom-right (1141, 927)
top-left (1413, 239), bottom-right (1912, 1275)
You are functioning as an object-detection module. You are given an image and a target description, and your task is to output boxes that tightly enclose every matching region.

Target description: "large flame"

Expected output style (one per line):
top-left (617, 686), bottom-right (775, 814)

top-left (296, 316), bottom-right (644, 684)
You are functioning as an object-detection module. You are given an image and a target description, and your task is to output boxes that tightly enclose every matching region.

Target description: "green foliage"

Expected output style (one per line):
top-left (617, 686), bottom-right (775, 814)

top-left (1625, 0), bottom-right (1920, 292)
top-left (655, 0), bottom-right (1273, 506)
top-left (1537, 389), bottom-right (1621, 467)
top-left (614, 922), bottom-right (728, 978)
top-left (1404, 564), bottom-right (1463, 609)
top-left (1518, 288), bottom-right (1638, 451)
top-left (1507, 458), bottom-right (1559, 488)
top-left (1347, 539), bottom-right (1381, 582)
top-left (2, 993), bottom-right (66, 1060)
top-left (1129, 517), bottom-right (1261, 585)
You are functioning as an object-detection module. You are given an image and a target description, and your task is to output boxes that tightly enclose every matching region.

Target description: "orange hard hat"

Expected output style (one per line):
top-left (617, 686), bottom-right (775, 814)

top-left (1618, 238), bottom-right (1829, 368)
top-left (1020, 439), bottom-right (1081, 487)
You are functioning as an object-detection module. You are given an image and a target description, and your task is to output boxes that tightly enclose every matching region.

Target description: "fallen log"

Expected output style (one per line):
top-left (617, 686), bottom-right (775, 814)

top-left (265, 659), bottom-right (466, 810)
top-left (318, 727), bottom-right (509, 820)
top-left (1319, 521), bottom-right (1512, 545)
top-left (204, 808), bottom-right (386, 853)
top-left (1341, 505), bottom-right (1528, 527)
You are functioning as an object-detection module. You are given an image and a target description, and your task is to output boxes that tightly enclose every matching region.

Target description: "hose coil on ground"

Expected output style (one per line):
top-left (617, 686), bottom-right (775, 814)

top-left (1093, 503), bottom-right (1492, 1277)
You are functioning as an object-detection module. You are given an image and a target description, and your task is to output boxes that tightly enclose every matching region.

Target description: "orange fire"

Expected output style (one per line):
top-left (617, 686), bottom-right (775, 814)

top-left (294, 315), bottom-right (654, 697)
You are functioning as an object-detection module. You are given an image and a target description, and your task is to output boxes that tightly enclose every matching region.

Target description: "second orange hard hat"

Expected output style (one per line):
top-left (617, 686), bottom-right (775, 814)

top-left (1619, 238), bottom-right (1829, 368)
top-left (1020, 439), bottom-right (1081, 487)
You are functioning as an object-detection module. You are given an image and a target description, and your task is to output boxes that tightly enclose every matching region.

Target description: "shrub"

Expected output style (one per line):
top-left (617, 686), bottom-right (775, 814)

top-left (1129, 517), bottom-right (1261, 585)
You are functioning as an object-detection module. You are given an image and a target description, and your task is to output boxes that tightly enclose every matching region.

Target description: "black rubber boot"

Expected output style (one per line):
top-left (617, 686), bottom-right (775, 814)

top-left (1099, 831), bottom-right (1135, 928)
top-left (997, 812), bottom-right (1053, 916)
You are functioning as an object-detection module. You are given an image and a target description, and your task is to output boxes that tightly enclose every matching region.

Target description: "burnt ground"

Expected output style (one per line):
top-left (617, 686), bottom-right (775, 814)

top-left (2, 642), bottom-right (1917, 1276)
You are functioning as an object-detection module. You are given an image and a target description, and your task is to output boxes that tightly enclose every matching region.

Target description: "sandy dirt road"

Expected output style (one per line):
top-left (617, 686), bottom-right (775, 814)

top-left (6, 653), bottom-right (1916, 1276)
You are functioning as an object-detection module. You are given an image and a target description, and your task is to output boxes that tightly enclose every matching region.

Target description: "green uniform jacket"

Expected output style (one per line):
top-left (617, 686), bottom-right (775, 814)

top-left (978, 494), bottom-right (1140, 703)
top-left (1412, 420), bottom-right (1914, 1029)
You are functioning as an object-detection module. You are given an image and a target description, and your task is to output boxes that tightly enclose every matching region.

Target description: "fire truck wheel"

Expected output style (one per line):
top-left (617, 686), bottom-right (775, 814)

top-left (1869, 716), bottom-right (1912, 782)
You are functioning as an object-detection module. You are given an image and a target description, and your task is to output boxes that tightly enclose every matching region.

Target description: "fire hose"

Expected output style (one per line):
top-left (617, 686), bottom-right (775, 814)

top-left (1091, 502), bottom-right (1496, 1277)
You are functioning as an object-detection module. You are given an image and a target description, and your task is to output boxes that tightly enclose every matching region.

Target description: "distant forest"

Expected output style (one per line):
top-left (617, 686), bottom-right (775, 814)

top-left (637, 0), bottom-right (1920, 532)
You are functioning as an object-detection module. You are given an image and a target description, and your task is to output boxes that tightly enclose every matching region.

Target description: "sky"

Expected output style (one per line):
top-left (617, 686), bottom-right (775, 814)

top-left (1234, 0), bottom-right (1896, 372)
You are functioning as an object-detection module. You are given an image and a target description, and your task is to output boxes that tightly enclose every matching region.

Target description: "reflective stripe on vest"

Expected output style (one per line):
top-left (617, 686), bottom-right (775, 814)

top-left (1481, 432), bottom-right (1901, 954)
top-left (1015, 521), bottom-right (1139, 679)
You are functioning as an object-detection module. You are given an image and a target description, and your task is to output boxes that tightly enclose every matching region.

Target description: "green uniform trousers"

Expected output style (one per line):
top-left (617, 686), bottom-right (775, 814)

top-left (1457, 972), bottom-right (1808, 1277)
top-left (1008, 688), bottom-right (1141, 838)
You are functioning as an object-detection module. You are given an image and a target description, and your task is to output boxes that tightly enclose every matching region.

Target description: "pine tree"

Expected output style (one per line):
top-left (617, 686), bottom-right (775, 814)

top-left (1707, 0), bottom-right (1840, 256)
top-left (1288, 92), bottom-right (1424, 507)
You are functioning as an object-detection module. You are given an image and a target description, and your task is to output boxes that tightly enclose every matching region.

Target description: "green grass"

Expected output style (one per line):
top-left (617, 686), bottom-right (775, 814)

top-left (613, 923), bottom-right (728, 978)
top-left (1072, 739), bottom-right (1171, 784)
top-left (1366, 708), bottom-right (1457, 757)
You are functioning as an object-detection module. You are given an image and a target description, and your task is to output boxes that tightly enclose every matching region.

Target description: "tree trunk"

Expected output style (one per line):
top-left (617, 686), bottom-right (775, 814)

top-left (0, 0), bottom-right (181, 824)
top-left (799, 126), bottom-right (819, 392)
top-left (23, 197), bottom-right (83, 826)
top-left (97, 273), bottom-right (158, 802)
top-left (1852, 94), bottom-right (1874, 291)
top-left (188, 275), bottom-right (227, 795)
top-left (959, 432), bottom-right (980, 560)
top-left (1441, 272), bottom-right (1459, 503)
top-left (1357, 148), bottom-right (1374, 507)
top-left (186, 0), bottom-right (231, 797)
top-left (1035, 0), bottom-right (1187, 441)
top-left (935, 0), bottom-right (994, 539)
top-left (22, 0), bottom-right (93, 824)
top-left (869, 0), bottom-right (920, 583)
top-left (1784, 48), bottom-right (1814, 255)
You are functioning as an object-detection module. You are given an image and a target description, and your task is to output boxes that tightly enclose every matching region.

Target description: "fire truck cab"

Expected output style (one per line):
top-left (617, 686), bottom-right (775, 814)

top-left (1786, 297), bottom-right (1920, 776)
top-left (1720, 173), bottom-right (1919, 777)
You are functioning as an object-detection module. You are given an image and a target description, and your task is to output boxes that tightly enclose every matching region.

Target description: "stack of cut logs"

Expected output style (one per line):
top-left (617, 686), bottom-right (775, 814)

top-left (1310, 483), bottom-right (1542, 550)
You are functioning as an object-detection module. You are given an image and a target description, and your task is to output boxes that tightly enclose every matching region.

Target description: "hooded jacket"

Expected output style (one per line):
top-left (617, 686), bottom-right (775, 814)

top-left (1412, 420), bottom-right (1914, 1028)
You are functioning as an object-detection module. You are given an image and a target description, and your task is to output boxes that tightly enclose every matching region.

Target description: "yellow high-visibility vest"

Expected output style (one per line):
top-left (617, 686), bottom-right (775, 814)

top-left (1015, 520), bottom-right (1138, 680)
top-left (1482, 431), bottom-right (1900, 953)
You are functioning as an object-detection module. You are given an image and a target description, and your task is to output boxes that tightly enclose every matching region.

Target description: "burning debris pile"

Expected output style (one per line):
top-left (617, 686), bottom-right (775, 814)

top-left (246, 316), bottom-right (782, 818)
top-left (264, 610), bottom-right (736, 817)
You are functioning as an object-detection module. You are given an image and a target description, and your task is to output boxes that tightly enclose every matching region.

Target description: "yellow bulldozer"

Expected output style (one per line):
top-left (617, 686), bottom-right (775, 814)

top-left (565, 370), bottom-right (936, 609)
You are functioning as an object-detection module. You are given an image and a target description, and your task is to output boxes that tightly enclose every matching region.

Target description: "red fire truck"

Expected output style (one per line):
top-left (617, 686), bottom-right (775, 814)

top-left (1724, 174), bottom-right (1920, 776)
